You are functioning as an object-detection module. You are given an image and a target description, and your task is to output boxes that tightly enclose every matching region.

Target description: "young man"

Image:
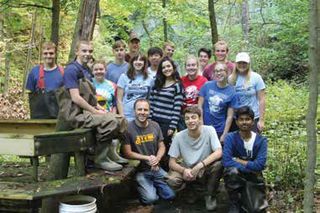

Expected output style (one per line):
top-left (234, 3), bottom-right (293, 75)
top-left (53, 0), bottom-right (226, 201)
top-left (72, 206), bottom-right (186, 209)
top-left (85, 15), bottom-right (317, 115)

top-left (106, 40), bottom-right (129, 84)
top-left (56, 40), bottom-right (127, 173)
top-left (147, 47), bottom-right (163, 78)
top-left (167, 106), bottom-right (223, 211)
top-left (223, 106), bottom-right (268, 213)
top-left (125, 31), bottom-right (140, 63)
top-left (203, 40), bottom-right (235, 81)
top-left (163, 41), bottom-right (180, 73)
top-left (123, 99), bottom-right (175, 205)
top-left (198, 47), bottom-right (212, 74)
top-left (26, 41), bottom-right (64, 119)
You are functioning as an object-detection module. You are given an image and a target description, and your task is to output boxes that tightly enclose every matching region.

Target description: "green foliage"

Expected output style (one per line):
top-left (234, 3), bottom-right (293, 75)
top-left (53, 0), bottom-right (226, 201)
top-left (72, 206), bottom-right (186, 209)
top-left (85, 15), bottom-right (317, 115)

top-left (264, 81), bottom-right (309, 189)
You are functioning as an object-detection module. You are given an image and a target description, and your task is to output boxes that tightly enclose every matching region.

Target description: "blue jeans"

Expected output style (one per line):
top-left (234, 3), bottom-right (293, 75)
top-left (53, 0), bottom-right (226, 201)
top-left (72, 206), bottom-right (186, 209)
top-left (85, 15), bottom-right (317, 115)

top-left (136, 168), bottom-right (175, 204)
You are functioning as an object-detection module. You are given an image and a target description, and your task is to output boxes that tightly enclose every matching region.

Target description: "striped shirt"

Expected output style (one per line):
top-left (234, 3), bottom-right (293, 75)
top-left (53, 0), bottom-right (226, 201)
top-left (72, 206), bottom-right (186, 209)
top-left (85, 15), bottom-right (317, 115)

top-left (150, 83), bottom-right (184, 130)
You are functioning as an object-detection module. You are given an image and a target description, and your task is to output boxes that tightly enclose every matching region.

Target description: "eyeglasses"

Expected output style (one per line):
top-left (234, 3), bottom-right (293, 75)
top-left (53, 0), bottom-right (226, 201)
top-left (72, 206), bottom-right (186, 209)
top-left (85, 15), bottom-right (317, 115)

top-left (214, 69), bottom-right (226, 73)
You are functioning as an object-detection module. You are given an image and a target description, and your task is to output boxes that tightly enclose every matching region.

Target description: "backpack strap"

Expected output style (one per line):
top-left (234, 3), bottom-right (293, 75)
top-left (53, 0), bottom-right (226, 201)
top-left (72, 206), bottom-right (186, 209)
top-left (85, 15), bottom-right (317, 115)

top-left (37, 64), bottom-right (45, 89)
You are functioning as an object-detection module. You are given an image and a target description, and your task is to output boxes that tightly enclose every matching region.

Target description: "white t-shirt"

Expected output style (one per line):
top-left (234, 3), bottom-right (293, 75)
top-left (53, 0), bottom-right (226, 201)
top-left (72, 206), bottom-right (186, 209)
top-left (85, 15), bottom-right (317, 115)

top-left (168, 125), bottom-right (222, 168)
top-left (243, 131), bottom-right (256, 158)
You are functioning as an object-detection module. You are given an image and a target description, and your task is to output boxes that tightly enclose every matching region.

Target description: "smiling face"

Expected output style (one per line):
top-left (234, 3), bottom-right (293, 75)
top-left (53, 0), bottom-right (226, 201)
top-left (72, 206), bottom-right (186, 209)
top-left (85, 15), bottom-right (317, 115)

top-left (236, 61), bottom-right (250, 75)
top-left (133, 56), bottom-right (145, 71)
top-left (214, 44), bottom-right (228, 62)
top-left (161, 60), bottom-right (175, 79)
top-left (129, 39), bottom-right (140, 54)
top-left (42, 47), bottom-right (56, 67)
top-left (135, 100), bottom-right (150, 124)
top-left (93, 63), bottom-right (106, 83)
top-left (184, 112), bottom-right (201, 131)
top-left (199, 51), bottom-right (210, 68)
top-left (214, 63), bottom-right (228, 82)
top-left (236, 114), bottom-right (254, 132)
top-left (185, 58), bottom-right (198, 78)
top-left (164, 45), bottom-right (175, 58)
top-left (76, 43), bottom-right (93, 65)
top-left (148, 53), bottom-right (162, 68)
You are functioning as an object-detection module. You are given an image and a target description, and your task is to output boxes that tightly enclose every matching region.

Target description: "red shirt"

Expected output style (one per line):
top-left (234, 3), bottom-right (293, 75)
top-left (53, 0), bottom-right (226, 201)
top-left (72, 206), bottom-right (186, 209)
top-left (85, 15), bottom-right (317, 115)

top-left (181, 75), bottom-right (208, 109)
top-left (203, 61), bottom-right (235, 81)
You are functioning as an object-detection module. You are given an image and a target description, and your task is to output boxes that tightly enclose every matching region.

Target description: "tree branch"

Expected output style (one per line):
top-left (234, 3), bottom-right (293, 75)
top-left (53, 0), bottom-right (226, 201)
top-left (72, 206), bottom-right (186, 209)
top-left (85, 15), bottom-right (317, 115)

top-left (8, 3), bottom-right (52, 10)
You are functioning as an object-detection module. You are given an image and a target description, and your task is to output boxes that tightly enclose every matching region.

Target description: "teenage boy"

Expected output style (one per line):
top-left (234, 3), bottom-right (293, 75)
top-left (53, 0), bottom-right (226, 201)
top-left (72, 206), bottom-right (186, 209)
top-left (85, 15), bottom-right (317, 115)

top-left (167, 106), bottom-right (223, 211)
top-left (53, 40), bottom-right (127, 176)
top-left (106, 40), bottom-right (129, 84)
top-left (123, 99), bottom-right (175, 205)
top-left (147, 47), bottom-right (163, 78)
top-left (203, 40), bottom-right (235, 81)
top-left (163, 41), bottom-right (180, 73)
top-left (125, 31), bottom-right (140, 63)
top-left (223, 106), bottom-right (268, 213)
top-left (26, 41), bottom-right (64, 119)
top-left (198, 47), bottom-right (212, 74)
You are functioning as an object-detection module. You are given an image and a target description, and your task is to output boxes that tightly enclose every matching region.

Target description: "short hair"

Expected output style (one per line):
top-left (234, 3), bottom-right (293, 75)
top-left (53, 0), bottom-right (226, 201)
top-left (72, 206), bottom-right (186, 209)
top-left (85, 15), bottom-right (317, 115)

top-left (163, 41), bottom-right (175, 49)
top-left (112, 40), bottom-right (126, 49)
top-left (134, 98), bottom-right (150, 110)
top-left (42, 41), bottom-right (56, 52)
top-left (93, 59), bottom-right (106, 67)
top-left (147, 47), bottom-right (163, 57)
top-left (198, 47), bottom-right (211, 59)
top-left (183, 106), bottom-right (201, 118)
top-left (76, 40), bottom-right (92, 51)
top-left (185, 55), bottom-right (199, 68)
top-left (235, 106), bottom-right (255, 120)
top-left (214, 40), bottom-right (229, 52)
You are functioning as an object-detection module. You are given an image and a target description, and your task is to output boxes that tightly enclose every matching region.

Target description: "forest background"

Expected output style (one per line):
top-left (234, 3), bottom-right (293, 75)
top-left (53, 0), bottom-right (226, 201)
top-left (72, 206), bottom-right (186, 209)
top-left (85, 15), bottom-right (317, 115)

top-left (0, 0), bottom-right (319, 211)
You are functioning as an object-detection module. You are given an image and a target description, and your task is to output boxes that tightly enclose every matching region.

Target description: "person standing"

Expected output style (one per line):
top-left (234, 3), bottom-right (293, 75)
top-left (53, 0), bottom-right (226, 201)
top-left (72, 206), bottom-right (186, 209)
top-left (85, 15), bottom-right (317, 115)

top-left (117, 54), bottom-right (153, 121)
top-left (198, 62), bottom-right (236, 143)
top-left (223, 106), bottom-right (268, 212)
top-left (106, 40), bottom-right (129, 84)
top-left (26, 41), bottom-right (64, 119)
top-left (167, 106), bottom-right (223, 211)
top-left (123, 99), bottom-right (175, 205)
top-left (203, 40), bottom-right (235, 81)
top-left (198, 47), bottom-right (212, 75)
top-left (147, 47), bottom-right (163, 79)
top-left (125, 31), bottom-right (141, 63)
top-left (229, 52), bottom-right (266, 133)
top-left (149, 57), bottom-right (184, 170)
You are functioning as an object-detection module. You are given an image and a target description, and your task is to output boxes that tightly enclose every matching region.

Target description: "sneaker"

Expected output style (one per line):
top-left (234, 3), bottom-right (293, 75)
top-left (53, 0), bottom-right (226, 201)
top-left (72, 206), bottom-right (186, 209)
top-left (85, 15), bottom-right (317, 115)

top-left (205, 195), bottom-right (217, 211)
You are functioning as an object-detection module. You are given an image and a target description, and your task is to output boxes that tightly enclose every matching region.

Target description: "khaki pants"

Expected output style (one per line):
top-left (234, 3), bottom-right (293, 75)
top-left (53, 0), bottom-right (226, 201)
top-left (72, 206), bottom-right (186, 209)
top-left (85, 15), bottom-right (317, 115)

top-left (166, 161), bottom-right (223, 196)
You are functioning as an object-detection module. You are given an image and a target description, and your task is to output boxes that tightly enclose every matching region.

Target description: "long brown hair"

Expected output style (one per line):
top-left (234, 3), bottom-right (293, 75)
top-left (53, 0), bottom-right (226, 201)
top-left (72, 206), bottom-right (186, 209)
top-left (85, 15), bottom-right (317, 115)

top-left (127, 54), bottom-right (149, 80)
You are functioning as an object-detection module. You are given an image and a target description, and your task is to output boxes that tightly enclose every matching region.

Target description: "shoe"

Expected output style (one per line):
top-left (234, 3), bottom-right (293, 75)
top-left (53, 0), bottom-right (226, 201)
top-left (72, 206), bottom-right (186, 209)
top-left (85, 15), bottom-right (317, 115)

top-left (94, 159), bottom-right (123, 171)
top-left (205, 195), bottom-right (217, 211)
top-left (107, 139), bottom-right (129, 164)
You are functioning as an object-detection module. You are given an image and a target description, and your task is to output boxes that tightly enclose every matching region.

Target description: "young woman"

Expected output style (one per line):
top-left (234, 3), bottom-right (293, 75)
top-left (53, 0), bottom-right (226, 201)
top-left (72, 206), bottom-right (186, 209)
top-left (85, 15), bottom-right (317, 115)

top-left (92, 60), bottom-right (117, 113)
top-left (229, 52), bottom-right (266, 133)
top-left (198, 62), bottom-right (236, 143)
top-left (117, 54), bottom-right (153, 121)
top-left (149, 57), bottom-right (184, 157)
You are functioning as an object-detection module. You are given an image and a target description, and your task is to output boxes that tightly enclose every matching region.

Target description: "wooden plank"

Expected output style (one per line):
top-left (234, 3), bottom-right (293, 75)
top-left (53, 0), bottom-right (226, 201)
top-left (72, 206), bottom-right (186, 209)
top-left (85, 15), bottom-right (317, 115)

top-left (0, 119), bottom-right (56, 135)
top-left (0, 135), bottom-right (34, 156)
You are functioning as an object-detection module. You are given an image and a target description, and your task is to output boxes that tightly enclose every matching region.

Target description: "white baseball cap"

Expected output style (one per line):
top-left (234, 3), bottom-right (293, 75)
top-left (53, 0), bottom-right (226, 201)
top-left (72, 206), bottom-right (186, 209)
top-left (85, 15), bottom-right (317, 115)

top-left (235, 52), bottom-right (250, 63)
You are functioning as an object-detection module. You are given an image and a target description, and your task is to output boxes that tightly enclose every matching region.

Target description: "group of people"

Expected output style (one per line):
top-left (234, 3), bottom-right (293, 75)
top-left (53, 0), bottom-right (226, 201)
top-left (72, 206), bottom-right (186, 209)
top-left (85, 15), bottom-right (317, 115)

top-left (26, 32), bottom-right (268, 212)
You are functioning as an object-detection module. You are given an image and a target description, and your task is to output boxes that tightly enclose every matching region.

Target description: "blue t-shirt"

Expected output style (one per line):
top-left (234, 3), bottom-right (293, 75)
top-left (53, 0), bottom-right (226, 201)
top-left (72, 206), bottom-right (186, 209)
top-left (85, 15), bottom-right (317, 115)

top-left (64, 61), bottom-right (92, 89)
top-left (26, 65), bottom-right (63, 92)
top-left (233, 72), bottom-right (265, 119)
top-left (117, 73), bottom-right (153, 121)
top-left (199, 81), bottom-right (236, 134)
top-left (106, 62), bottom-right (129, 84)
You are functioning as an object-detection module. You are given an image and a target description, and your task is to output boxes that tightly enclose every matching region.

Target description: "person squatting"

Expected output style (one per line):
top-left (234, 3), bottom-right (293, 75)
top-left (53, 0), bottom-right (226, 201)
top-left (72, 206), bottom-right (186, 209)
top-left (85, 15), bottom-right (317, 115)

top-left (26, 36), bottom-right (267, 212)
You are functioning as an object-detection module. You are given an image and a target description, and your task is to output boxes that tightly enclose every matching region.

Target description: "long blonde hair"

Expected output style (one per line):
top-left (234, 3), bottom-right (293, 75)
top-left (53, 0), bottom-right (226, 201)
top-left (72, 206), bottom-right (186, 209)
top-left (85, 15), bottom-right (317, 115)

top-left (229, 63), bottom-right (252, 88)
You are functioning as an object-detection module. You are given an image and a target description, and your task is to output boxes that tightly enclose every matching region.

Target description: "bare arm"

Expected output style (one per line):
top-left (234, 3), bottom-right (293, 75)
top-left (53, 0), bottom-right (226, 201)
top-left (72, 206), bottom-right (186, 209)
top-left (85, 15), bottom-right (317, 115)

top-left (201, 147), bottom-right (222, 167)
top-left (257, 89), bottom-right (266, 132)
top-left (123, 144), bottom-right (149, 161)
top-left (69, 88), bottom-right (104, 114)
top-left (220, 107), bottom-right (234, 143)
top-left (155, 141), bottom-right (166, 164)
top-left (169, 157), bottom-right (194, 180)
top-left (116, 87), bottom-right (124, 116)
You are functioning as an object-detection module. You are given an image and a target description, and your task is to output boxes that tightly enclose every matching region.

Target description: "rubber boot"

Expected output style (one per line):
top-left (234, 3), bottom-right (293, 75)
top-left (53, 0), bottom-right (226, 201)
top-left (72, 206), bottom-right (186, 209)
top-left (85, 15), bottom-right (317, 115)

top-left (94, 142), bottom-right (123, 171)
top-left (107, 139), bottom-right (129, 164)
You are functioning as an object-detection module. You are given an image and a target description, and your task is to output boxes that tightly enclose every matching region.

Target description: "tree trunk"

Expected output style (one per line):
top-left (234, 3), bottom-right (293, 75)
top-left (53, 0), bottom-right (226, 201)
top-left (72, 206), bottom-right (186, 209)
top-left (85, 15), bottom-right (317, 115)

top-left (208, 0), bottom-right (218, 47)
top-left (51, 0), bottom-right (60, 47)
top-left (162, 0), bottom-right (168, 42)
top-left (303, 0), bottom-right (320, 212)
top-left (68, 0), bottom-right (99, 61)
top-left (241, 0), bottom-right (249, 43)
top-left (4, 48), bottom-right (10, 94)
top-left (22, 11), bottom-right (37, 94)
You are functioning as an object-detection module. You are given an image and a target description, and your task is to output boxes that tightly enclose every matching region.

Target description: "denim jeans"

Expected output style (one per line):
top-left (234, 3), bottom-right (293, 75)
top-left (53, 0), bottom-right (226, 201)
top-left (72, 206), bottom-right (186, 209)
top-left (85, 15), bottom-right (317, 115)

top-left (136, 168), bottom-right (175, 204)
